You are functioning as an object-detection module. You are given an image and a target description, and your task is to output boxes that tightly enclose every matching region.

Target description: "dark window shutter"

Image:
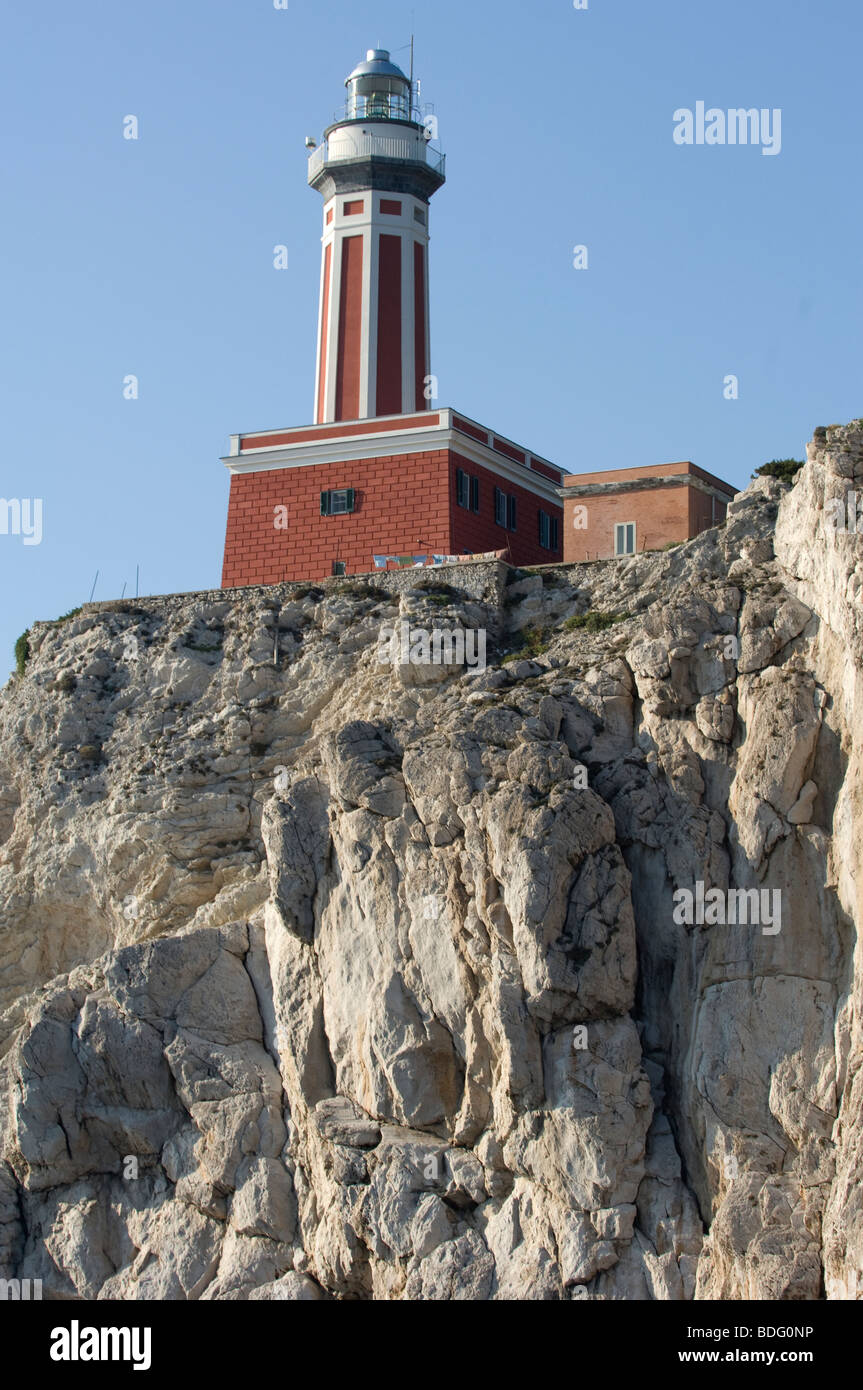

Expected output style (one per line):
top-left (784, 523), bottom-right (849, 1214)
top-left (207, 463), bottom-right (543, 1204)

top-left (320, 491), bottom-right (331, 516)
top-left (508, 495), bottom-right (517, 531)
top-left (551, 516), bottom-right (559, 550)
top-left (470, 476), bottom-right (479, 512)
top-left (346, 488), bottom-right (356, 513)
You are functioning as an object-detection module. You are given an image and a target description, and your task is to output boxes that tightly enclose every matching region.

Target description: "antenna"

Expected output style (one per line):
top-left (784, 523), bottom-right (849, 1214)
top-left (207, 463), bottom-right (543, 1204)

top-left (410, 33), bottom-right (414, 114)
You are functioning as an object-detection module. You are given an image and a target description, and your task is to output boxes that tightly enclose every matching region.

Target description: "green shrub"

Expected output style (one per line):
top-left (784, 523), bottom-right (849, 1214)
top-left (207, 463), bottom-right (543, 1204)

top-left (14, 631), bottom-right (30, 676)
top-left (753, 459), bottom-right (804, 481)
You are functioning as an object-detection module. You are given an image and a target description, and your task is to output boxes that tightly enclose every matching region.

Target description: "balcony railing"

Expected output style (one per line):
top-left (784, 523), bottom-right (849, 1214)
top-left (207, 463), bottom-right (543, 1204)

top-left (308, 134), bottom-right (445, 180)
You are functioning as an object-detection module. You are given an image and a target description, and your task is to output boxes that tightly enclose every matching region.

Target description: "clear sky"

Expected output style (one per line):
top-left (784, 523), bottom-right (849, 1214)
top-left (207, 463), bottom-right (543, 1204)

top-left (2, 0), bottom-right (861, 672)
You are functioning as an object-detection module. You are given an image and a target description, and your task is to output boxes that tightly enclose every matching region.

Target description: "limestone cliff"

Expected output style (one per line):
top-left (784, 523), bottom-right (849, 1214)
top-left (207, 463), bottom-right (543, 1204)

top-left (1, 423), bottom-right (861, 1301)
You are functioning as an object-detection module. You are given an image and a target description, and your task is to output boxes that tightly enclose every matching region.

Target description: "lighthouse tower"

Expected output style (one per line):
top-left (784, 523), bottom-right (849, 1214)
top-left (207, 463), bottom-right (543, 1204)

top-left (220, 45), bottom-right (565, 588)
top-left (307, 49), bottom-right (446, 424)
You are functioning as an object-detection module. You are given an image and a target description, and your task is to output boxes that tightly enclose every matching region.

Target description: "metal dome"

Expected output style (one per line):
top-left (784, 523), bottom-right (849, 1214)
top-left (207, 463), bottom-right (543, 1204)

top-left (345, 49), bottom-right (409, 84)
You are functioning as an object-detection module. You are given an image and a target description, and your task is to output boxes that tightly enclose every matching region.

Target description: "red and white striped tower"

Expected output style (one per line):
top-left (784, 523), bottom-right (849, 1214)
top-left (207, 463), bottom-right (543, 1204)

top-left (308, 49), bottom-right (446, 424)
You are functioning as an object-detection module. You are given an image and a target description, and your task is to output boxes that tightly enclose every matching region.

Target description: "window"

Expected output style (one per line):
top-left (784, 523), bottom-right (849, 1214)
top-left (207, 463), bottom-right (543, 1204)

top-left (456, 469), bottom-right (480, 511)
top-left (538, 509), bottom-right (559, 550)
top-left (615, 522), bottom-right (636, 556)
top-left (321, 488), bottom-right (356, 516)
top-left (414, 207), bottom-right (427, 226)
top-left (495, 488), bottom-right (517, 530)
top-left (331, 560), bottom-right (346, 577)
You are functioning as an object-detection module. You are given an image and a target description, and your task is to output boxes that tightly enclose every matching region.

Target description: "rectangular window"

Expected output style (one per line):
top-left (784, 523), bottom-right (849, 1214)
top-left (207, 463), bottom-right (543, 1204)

top-left (380, 199), bottom-right (402, 216)
top-left (539, 510), bottom-right (550, 548)
top-left (331, 560), bottom-right (346, 576)
top-left (413, 207), bottom-right (427, 226)
top-left (550, 516), bottom-right (559, 551)
top-left (321, 488), bottom-right (356, 516)
top-left (456, 468), bottom-right (470, 509)
top-left (470, 475), bottom-right (480, 513)
top-left (494, 487), bottom-right (507, 527)
top-left (344, 200), bottom-right (364, 216)
top-left (507, 495), bottom-right (517, 531)
top-left (615, 522), bottom-right (636, 556)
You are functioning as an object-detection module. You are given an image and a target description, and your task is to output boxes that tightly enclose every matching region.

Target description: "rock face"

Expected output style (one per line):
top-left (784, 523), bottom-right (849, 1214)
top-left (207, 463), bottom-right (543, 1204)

top-left (1, 423), bottom-right (862, 1300)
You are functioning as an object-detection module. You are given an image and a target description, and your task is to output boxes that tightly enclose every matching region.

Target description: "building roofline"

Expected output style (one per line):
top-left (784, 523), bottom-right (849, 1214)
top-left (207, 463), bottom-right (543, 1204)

top-left (222, 408), bottom-right (564, 503)
top-left (561, 459), bottom-right (737, 496)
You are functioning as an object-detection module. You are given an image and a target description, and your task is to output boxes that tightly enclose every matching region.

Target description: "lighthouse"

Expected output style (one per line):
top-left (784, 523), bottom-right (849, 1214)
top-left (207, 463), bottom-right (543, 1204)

top-left (308, 49), bottom-right (446, 424)
top-left (220, 45), bottom-right (565, 587)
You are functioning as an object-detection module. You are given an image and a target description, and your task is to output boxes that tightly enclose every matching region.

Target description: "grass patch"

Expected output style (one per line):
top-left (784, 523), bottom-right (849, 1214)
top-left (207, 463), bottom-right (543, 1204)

top-left (330, 581), bottom-right (386, 600)
top-left (415, 583), bottom-right (460, 606)
top-left (502, 625), bottom-right (553, 664)
top-left (289, 584), bottom-right (325, 602)
top-left (563, 610), bottom-right (631, 633)
top-left (50, 607), bottom-right (83, 626)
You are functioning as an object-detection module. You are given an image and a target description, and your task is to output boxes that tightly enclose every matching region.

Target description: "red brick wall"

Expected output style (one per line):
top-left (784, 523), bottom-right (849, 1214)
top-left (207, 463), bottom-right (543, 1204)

top-left (413, 242), bottom-right (427, 412)
top-left (449, 451), bottom-right (563, 566)
top-left (376, 234), bottom-right (403, 417)
top-left (564, 484), bottom-right (691, 561)
top-left (221, 451), bottom-right (452, 586)
top-left (335, 236), bottom-right (363, 421)
top-left (689, 487), bottom-right (727, 535)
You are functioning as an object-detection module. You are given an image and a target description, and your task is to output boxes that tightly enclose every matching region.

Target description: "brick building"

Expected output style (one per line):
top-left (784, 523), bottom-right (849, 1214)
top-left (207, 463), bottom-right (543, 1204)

top-left (221, 408), bottom-right (564, 585)
top-left (561, 461), bottom-right (737, 563)
top-left (220, 47), bottom-right (735, 588)
top-left (220, 47), bottom-right (563, 587)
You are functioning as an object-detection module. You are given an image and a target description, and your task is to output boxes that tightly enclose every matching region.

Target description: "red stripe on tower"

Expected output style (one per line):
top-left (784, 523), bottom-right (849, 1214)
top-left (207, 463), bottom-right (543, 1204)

top-left (335, 235), bottom-right (364, 421)
top-left (414, 241), bottom-right (427, 411)
top-left (376, 234), bottom-right (402, 416)
top-left (308, 47), bottom-right (445, 423)
top-left (316, 242), bottom-right (332, 425)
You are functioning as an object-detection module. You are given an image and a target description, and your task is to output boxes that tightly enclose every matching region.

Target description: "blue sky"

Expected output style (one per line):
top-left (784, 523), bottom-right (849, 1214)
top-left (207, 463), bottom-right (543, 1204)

top-left (2, 0), bottom-right (861, 671)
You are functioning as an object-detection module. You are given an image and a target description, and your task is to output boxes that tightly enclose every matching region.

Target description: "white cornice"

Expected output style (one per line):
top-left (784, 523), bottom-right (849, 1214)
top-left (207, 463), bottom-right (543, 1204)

top-left (222, 423), bottom-right (564, 504)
